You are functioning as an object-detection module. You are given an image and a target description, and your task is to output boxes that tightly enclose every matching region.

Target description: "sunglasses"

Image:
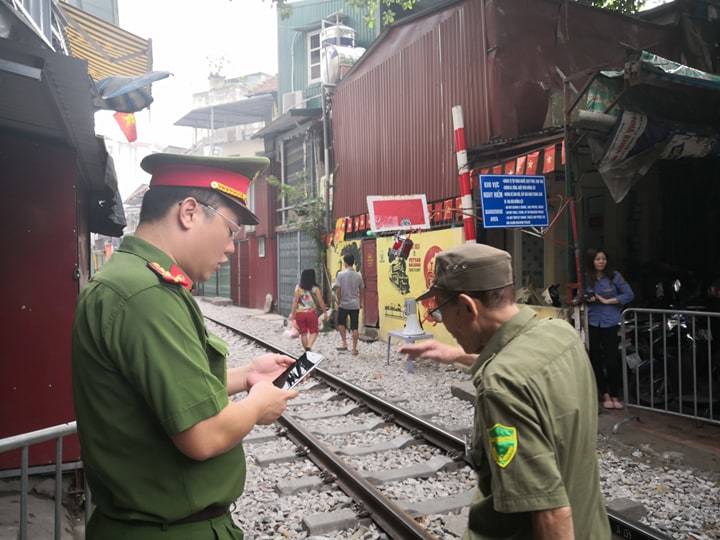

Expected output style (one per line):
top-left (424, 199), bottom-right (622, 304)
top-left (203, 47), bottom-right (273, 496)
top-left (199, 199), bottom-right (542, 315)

top-left (427, 296), bottom-right (456, 322)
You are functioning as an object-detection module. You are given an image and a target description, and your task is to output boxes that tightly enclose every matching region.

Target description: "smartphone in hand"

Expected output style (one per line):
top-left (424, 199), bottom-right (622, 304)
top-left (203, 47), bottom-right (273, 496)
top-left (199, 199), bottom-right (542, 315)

top-left (273, 351), bottom-right (325, 390)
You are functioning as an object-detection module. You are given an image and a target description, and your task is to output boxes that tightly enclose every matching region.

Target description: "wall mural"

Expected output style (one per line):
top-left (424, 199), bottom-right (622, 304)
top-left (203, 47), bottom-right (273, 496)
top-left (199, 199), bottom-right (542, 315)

top-left (376, 228), bottom-right (464, 345)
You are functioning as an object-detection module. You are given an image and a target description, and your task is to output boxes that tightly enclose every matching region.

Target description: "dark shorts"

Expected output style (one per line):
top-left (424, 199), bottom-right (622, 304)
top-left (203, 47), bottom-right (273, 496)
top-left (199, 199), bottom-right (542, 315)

top-left (295, 311), bottom-right (319, 334)
top-left (337, 308), bottom-right (360, 330)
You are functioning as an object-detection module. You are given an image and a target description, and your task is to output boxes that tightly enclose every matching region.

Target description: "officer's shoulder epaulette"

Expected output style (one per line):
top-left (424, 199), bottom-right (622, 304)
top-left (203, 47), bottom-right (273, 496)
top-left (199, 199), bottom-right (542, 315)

top-left (147, 261), bottom-right (193, 290)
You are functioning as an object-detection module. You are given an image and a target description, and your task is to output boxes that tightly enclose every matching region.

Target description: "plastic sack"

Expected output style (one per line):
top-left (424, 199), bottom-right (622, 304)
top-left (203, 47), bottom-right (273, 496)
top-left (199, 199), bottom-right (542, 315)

top-left (283, 319), bottom-right (300, 338)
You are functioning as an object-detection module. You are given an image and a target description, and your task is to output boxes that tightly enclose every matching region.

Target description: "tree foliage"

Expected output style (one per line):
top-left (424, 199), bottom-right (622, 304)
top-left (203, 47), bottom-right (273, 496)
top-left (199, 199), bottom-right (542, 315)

top-left (346, 0), bottom-right (417, 29)
top-left (581, 0), bottom-right (645, 14)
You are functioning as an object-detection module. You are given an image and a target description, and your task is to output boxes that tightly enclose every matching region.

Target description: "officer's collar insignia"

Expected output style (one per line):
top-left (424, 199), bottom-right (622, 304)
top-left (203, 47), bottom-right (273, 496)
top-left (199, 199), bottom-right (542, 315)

top-left (147, 261), bottom-right (193, 290)
top-left (488, 423), bottom-right (517, 468)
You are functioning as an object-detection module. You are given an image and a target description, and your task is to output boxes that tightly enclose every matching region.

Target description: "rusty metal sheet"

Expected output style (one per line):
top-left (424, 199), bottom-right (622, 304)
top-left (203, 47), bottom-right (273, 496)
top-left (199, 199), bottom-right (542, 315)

top-left (331, 0), bottom-right (678, 218)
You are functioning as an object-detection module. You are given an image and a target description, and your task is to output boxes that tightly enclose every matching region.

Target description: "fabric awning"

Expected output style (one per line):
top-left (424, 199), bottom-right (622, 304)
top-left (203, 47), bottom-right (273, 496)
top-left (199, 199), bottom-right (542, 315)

top-left (60, 1), bottom-right (152, 81)
top-left (569, 51), bottom-right (720, 202)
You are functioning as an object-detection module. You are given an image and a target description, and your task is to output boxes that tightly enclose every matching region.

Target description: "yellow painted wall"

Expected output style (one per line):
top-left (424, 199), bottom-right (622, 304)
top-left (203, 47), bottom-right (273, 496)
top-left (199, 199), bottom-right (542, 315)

top-left (326, 238), bottom-right (364, 325)
top-left (326, 239), bottom-right (363, 287)
top-left (376, 228), bottom-right (464, 345)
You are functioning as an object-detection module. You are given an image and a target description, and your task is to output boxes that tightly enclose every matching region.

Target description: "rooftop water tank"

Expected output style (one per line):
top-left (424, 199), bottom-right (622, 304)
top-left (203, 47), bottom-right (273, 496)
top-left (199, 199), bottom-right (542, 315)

top-left (320, 24), bottom-right (355, 48)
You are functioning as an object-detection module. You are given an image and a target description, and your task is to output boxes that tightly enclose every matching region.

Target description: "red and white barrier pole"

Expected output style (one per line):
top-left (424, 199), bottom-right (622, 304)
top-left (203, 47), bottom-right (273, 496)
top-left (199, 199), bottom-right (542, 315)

top-left (452, 105), bottom-right (476, 243)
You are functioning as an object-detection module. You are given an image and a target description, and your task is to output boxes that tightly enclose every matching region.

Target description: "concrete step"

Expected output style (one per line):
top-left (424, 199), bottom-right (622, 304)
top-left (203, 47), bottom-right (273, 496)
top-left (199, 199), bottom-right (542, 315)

top-left (254, 449), bottom-right (298, 467)
top-left (443, 424), bottom-right (472, 437)
top-left (276, 475), bottom-right (325, 495)
top-left (335, 435), bottom-right (419, 457)
top-left (243, 430), bottom-right (278, 445)
top-left (362, 455), bottom-right (457, 484)
top-left (289, 391), bottom-right (338, 407)
top-left (312, 420), bottom-right (388, 436)
top-left (450, 382), bottom-right (476, 403)
top-left (303, 508), bottom-right (359, 536)
top-left (294, 404), bottom-right (363, 421)
top-left (606, 498), bottom-right (647, 521)
top-left (397, 488), bottom-right (475, 516)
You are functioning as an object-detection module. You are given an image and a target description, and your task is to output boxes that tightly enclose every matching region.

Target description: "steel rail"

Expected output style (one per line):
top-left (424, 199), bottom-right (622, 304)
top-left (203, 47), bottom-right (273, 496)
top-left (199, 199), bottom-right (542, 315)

top-left (205, 316), bottom-right (468, 458)
top-left (278, 414), bottom-right (436, 540)
top-left (205, 315), bottom-right (671, 540)
top-left (205, 316), bottom-right (436, 539)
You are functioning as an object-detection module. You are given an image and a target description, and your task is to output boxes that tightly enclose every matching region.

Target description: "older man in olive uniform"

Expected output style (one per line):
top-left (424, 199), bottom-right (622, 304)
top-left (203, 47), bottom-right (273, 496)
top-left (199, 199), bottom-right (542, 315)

top-left (73, 154), bottom-right (298, 539)
top-left (401, 244), bottom-right (610, 539)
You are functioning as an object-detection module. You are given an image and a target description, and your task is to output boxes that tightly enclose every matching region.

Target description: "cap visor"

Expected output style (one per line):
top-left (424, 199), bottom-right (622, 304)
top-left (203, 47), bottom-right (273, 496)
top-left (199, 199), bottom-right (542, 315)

top-left (416, 286), bottom-right (440, 301)
top-left (218, 193), bottom-right (259, 225)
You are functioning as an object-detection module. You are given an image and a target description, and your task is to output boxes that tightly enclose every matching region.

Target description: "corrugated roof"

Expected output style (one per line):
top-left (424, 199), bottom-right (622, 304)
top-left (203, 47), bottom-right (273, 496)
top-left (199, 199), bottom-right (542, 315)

top-left (175, 94), bottom-right (276, 129)
top-left (252, 108), bottom-right (321, 139)
top-left (60, 1), bottom-right (151, 80)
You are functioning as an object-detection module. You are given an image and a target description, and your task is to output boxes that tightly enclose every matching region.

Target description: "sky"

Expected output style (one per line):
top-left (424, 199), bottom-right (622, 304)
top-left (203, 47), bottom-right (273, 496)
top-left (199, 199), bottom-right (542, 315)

top-left (96, 0), bottom-right (278, 181)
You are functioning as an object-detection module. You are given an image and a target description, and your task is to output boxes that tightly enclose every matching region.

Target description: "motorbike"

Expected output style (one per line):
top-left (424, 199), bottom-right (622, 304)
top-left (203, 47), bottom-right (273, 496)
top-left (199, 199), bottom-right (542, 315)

top-left (621, 281), bottom-right (719, 420)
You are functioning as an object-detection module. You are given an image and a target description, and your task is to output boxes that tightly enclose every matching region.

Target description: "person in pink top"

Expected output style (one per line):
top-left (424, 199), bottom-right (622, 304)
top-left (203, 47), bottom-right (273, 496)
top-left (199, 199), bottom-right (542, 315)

top-left (290, 269), bottom-right (328, 351)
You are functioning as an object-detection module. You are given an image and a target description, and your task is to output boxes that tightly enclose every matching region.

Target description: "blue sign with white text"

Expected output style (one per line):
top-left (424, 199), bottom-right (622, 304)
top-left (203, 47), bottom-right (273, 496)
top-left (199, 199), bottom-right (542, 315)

top-left (478, 175), bottom-right (549, 228)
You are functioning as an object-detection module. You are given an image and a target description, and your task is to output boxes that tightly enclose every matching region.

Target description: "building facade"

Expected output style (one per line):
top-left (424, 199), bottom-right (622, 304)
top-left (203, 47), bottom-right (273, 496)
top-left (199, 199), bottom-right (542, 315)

top-left (258, 0), bottom-right (377, 316)
top-left (330, 0), bottom-right (714, 321)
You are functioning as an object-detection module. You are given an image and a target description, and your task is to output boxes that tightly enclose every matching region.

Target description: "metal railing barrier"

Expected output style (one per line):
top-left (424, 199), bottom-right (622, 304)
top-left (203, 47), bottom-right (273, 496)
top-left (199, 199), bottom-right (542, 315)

top-left (0, 421), bottom-right (88, 540)
top-left (614, 308), bottom-right (720, 433)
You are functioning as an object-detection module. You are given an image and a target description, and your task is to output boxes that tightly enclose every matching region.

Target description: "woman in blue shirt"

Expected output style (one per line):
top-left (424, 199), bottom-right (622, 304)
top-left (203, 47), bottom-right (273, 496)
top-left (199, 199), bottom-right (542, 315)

top-left (586, 248), bottom-right (635, 409)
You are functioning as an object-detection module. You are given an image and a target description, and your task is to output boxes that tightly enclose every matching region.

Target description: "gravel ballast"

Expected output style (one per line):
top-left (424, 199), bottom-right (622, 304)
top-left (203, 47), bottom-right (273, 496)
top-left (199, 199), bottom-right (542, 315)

top-left (203, 301), bottom-right (720, 540)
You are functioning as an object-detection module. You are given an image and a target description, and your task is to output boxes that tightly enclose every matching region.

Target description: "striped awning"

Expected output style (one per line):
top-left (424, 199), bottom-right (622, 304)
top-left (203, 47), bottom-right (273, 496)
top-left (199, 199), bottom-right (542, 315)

top-left (60, 1), bottom-right (152, 81)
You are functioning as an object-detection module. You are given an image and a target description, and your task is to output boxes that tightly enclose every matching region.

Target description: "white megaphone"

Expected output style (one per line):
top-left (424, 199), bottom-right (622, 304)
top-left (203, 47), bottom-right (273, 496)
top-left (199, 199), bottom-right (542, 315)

top-left (399, 298), bottom-right (425, 336)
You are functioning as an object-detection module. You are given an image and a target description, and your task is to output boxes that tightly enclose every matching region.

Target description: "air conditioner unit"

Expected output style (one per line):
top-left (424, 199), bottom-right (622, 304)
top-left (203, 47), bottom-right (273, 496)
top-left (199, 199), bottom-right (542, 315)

top-left (282, 90), bottom-right (304, 113)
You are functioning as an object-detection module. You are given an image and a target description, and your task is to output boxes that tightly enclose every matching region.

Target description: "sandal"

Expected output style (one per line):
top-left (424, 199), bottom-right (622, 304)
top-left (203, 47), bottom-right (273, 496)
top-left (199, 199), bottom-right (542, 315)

top-left (351, 349), bottom-right (359, 356)
top-left (336, 346), bottom-right (348, 351)
top-left (602, 398), bottom-right (614, 410)
top-left (612, 398), bottom-right (624, 410)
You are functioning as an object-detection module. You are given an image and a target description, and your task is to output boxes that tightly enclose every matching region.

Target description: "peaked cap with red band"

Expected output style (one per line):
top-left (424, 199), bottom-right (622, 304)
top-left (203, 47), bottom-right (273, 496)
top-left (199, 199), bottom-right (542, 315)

top-left (140, 153), bottom-right (270, 225)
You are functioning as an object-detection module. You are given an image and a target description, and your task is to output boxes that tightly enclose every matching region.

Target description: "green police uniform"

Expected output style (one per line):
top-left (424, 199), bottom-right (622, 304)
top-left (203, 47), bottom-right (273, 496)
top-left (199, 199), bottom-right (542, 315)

top-left (465, 307), bottom-right (610, 540)
top-left (72, 236), bottom-right (246, 539)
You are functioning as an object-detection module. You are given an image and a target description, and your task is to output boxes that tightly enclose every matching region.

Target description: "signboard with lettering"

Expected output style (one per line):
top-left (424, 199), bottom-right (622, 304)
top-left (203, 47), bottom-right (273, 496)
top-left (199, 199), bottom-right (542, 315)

top-left (376, 227), bottom-right (463, 346)
top-left (478, 175), bottom-right (549, 228)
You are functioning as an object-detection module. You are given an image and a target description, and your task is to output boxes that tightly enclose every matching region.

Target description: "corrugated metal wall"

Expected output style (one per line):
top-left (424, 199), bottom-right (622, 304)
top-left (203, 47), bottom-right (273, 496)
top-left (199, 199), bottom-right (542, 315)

top-left (277, 230), bottom-right (321, 316)
top-left (331, 0), bottom-right (676, 217)
top-left (331, 1), bottom-right (488, 217)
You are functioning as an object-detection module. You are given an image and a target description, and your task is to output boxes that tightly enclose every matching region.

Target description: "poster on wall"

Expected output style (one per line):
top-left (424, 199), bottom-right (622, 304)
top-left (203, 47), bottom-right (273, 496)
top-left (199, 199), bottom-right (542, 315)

top-left (367, 194), bottom-right (430, 232)
top-left (326, 238), bottom-right (365, 326)
top-left (327, 238), bottom-right (363, 284)
top-left (377, 227), bottom-right (464, 346)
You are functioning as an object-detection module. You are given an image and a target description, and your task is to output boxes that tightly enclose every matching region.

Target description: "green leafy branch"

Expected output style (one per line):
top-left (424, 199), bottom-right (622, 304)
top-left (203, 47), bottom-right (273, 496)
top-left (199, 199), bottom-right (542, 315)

top-left (266, 174), bottom-right (328, 251)
top-left (583, 0), bottom-right (645, 14)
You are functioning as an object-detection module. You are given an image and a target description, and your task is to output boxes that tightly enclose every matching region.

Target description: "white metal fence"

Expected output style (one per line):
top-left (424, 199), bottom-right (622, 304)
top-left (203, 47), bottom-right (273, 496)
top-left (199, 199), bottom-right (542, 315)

top-left (614, 308), bottom-right (720, 432)
top-left (0, 422), bottom-right (87, 540)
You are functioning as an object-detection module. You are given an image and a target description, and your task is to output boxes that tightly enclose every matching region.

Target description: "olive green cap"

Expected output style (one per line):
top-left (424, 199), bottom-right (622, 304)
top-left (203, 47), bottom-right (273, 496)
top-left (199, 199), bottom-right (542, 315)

top-left (417, 243), bottom-right (513, 300)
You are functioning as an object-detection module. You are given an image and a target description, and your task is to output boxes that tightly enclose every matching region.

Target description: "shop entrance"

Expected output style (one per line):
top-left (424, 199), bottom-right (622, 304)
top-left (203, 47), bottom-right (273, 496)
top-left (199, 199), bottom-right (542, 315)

top-left (581, 159), bottom-right (720, 307)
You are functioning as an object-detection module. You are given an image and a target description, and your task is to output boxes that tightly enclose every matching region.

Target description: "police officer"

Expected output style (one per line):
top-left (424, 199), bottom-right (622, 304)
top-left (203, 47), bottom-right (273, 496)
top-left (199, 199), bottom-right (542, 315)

top-left (400, 244), bottom-right (610, 539)
top-left (72, 154), bottom-right (298, 539)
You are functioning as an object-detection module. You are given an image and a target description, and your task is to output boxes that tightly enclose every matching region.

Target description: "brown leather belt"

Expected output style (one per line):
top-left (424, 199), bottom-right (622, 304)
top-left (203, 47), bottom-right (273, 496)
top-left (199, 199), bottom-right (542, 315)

top-left (171, 504), bottom-right (229, 525)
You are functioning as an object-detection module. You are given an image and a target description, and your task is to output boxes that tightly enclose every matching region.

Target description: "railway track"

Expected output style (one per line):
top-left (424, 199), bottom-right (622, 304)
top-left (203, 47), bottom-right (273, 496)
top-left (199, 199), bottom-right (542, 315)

top-left (206, 315), bottom-right (671, 540)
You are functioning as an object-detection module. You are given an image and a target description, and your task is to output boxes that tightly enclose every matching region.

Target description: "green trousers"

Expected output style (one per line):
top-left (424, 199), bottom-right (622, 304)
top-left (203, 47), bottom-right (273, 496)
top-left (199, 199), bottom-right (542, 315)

top-left (87, 510), bottom-right (244, 540)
